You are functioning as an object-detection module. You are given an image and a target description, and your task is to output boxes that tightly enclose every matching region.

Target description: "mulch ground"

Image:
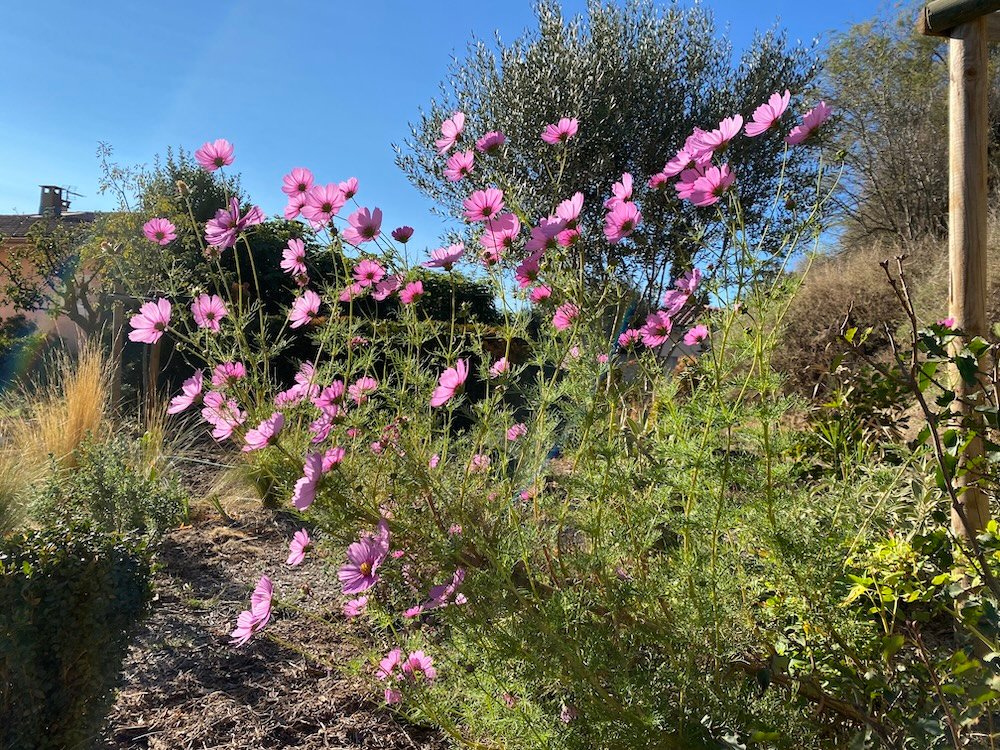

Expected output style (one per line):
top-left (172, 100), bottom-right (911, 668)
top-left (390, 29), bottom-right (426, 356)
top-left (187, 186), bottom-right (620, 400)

top-left (101, 502), bottom-right (448, 750)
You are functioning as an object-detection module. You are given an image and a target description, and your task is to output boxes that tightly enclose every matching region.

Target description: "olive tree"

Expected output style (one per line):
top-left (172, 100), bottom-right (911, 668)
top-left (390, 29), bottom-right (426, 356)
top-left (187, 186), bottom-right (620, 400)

top-left (397, 0), bottom-right (819, 299)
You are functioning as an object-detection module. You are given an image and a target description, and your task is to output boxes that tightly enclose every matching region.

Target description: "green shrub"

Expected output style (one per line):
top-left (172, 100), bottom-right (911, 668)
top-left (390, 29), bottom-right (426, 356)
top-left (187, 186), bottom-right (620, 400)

top-left (30, 433), bottom-right (186, 542)
top-left (0, 522), bottom-right (152, 750)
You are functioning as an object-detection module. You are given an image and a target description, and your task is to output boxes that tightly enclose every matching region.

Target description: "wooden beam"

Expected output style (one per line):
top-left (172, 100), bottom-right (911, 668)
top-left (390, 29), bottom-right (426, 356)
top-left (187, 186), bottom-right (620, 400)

top-left (988, 10), bottom-right (1000, 40)
top-left (948, 17), bottom-right (991, 538)
top-left (920, 0), bottom-right (1000, 35)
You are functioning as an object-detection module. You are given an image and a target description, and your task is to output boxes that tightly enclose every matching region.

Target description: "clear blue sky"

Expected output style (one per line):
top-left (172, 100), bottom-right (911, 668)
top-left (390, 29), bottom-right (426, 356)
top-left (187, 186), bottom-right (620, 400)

top-left (0, 0), bottom-right (875, 241)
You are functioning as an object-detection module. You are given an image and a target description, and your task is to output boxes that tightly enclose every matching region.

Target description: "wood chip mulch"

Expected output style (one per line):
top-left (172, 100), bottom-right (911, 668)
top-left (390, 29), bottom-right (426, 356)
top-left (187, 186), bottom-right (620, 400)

top-left (101, 505), bottom-right (449, 749)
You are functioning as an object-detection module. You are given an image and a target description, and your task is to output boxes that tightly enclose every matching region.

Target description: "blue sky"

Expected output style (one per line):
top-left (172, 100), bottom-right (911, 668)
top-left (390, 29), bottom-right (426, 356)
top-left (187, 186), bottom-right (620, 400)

top-left (0, 0), bottom-right (875, 240)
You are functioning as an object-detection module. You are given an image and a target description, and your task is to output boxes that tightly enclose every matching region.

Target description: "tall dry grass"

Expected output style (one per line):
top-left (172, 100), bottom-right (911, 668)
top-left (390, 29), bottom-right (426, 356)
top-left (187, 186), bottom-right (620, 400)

top-left (0, 343), bottom-right (111, 533)
top-left (25, 342), bottom-right (111, 470)
top-left (775, 213), bottom-right (1000, 395)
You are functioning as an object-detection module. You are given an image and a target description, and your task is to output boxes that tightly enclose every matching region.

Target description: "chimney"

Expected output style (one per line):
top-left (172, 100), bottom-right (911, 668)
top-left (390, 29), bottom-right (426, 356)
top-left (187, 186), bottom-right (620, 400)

top-left (38, 185), bottom-right (70, 216)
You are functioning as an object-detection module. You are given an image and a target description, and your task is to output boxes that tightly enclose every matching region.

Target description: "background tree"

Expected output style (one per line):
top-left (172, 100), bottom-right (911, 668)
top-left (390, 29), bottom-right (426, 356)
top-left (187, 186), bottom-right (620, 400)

top-left (822, 4), bottom-right (1000, 246)
top-left (397, 0), bottom-right (819, 299)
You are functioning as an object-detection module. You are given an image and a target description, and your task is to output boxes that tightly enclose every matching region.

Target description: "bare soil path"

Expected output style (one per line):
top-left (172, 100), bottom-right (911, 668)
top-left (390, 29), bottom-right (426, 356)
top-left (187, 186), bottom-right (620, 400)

top-left (102, 504), bottom-right (447, 749)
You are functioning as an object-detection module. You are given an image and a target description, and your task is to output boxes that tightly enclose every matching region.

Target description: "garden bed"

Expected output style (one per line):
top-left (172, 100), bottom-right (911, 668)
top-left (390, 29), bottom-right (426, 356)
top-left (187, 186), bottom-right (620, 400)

top-left (101, 501), bottom-right (446, 749)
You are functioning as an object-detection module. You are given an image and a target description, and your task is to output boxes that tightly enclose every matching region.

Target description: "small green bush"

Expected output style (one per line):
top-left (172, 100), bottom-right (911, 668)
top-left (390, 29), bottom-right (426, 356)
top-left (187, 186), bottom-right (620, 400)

top-left (0, 522), bottom-right (152, 750)
top-left (30, 433), bottom-right (186, 542)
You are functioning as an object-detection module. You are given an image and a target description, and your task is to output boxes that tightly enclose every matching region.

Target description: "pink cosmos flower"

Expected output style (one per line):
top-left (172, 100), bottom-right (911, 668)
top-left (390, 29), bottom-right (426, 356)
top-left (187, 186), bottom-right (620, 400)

top-left (746, 90), bottom-right (791, 137)
top-left (444, 150), bottom-right (475, 181)
top-left (378, 648), bottom-right (403, 681)
top-left (476, 131), bottom-right (506, 154)
top-left (205, 198), bottom-right (265, 250)
top-left (648, 171), bottom-right (670, 191)
top-left (353, 258), bottom-right (386, 287)
top-left (480, 246), bottom-right (501, 267)
top-left (684, 128), bottom-right (715, 164)
top-left (675, 267), bottom-right (702, 294)
top-left (688, 165), bottom-right (735, 207)
top-left (604, 201), bottom-right (642, 244)
top-left (167, 371), bottom-right (204, 415)
top-left (938, 317), bottom-right (956, 328)
top-left (399, 280), bottom-right (424, 304)
top-left (348, 376), bottom-right (378, 405)
top-left (524, 218), bottom-right (565, 254)
top-left (338, 520), bottom-right (390, 594)
top-left (489, 357), bottom-right (509, 378)
top-left (195, 139), bottom-right (234, 171)
top-left (469, 454), bottom-right (491, 473)
top-left (128, 298), bottom-right (171, 344)
top-left (481, 212), bottom-right (520, 254)
top-left (343, 207), bottom-right (383, 246)
top-left (683, 324), bottom-right (709, 346)
top-left (515, 251), bottom-right (543, 288)
top-left (281, 238), bottom-right (307, 276)
top-left (698, 115), bottom-right (743, 154)
top-left (302, 184), bottom-right (346, 226)
top-left (143, 218), bottom-right (176, 245)
top-left (322, 446), bottom-right (346, 472)
top-left (663, 148), bottom-right (695, 178)
top-left (463, 188), bottom-right (504, 222)
top-left (428, 454), bottom-right (441, 469)
top-left (296, 361), bottom-right (317, 386)
top-left (541, 117), bottom-right (579, 145)
top-left (286, 529), bottom-right (311, 566)
top-left (275, 382), bottom-right (311, 408)
top-left (507, 423), bottom-right (527, 441)
top-left (373, 274), bottom-right (402, 301)
top-left (282, 167), bottom-right (314, 197)
top-left (243, 412), bottom-right (285, 452)
top-left (392, 226), bottom-right (414, 243)
top-left (425, 569), bottom-right (465, 610)
top-left (310, 414), bottom-right (334, 443)
top-left (230, 575), bottom-right (272, 646)
top-left (662, 289), bottom-right (688, 316)
top-left (423, 243), bottom-right (465, 270)
top-left (641, 311), bottom-right (673, 348)
top-left (292, 452), bottom-right (324, 510)
top-left (556, 192), bottom-right (584, 228)
top-left (786, 101), bottom-right (832, 146)
top-left (529, 286), bottom-right (552, 303)
top-left (605, 173), bottom-right (634, 209)
top-left (435, 111), bottom-right (466, 154)
top-left (430, 359), bottom-right (469, 407)
top-left (339, 282), bottom-right (367, 302)
top-left (343, 596), bottom-right (368, 619)
top-left (618, 328), bottom-right (642, 348)
top-left (289, 289), bottom-right (321, 329)
top-left (211, 361), bottom-right (246, 387)
top-left (402, 651), bottom-right (437, 682)
top-left (284, 193), bottom-right (307, 220)
top-left (404, 605), bottom-right (424, 619)
top-left (597, 353), bottom-right (609, 364)
top-left (552, 302), bottom-right (579, 331)
top-left (201, 391), bottom-right (246, 441)
top-left (191, 294), bottom-right (227, 332)
top-left (674, 166), bottom-right (705, 202)
top-left (339, 177), bottom-right (359, 200)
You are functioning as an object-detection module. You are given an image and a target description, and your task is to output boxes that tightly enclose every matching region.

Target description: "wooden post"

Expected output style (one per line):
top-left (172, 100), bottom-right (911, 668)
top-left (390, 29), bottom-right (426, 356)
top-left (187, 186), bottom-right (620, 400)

top-left (949, 17), bottom-right (991, 538)
top-left (920, 0), bottom-right (1000, 35)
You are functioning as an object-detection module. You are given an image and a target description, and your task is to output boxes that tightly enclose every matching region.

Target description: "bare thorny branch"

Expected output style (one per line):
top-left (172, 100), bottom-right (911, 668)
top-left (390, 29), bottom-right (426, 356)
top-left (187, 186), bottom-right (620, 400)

top-left (839, 255), bottom-right (1000, 604)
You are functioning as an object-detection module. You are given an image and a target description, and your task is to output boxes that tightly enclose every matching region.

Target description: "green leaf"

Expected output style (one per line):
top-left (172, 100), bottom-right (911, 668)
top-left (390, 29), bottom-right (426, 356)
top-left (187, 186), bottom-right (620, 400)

top-left (882, 634), bottom-right (905, 662)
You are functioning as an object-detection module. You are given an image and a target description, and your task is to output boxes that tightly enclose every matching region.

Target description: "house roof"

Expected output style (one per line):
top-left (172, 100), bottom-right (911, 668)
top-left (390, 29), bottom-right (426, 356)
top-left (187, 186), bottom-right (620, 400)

top-left (0, 212), bottom-right (97, 238)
